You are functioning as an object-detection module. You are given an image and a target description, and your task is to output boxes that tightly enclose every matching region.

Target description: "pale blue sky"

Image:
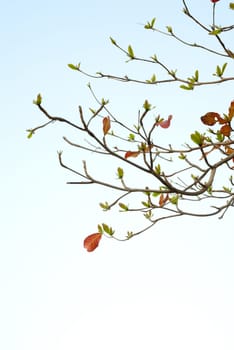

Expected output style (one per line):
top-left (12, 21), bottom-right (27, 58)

top-left (1, 1), bottom-right (234, 349)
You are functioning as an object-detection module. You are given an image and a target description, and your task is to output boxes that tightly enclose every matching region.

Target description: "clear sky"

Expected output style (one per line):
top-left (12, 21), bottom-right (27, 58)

top-left (1, 1), bottom-right (234, 349)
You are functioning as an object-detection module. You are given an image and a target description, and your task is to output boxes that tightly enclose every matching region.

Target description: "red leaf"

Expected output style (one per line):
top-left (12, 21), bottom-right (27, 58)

top-left (125, 151), bottom-right (140, 159)
top-left (84, 233), bottom-right (102, 252)
top-left (156, 115), bottom-right (172, 129)
top-left (103, 116), bottom-right (111, 135)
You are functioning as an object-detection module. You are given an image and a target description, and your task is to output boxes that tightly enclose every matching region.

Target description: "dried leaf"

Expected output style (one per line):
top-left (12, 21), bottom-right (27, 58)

top-left (83, 233), bottom-right (102, 252)
top-left (103, 116), bottom-right (111, 135)
top-left (220, 124), bottom-right (231, 137)
top-left (228, 100), bottom-right (234, 119)
top-left (125, 151), bottom-right (140, 159)
top-left (159, 193), bottom-right (169, 207)
top-left (225, 146), bottom-right (234, 155)
top-left (201, 112), bottom-right (220, 126)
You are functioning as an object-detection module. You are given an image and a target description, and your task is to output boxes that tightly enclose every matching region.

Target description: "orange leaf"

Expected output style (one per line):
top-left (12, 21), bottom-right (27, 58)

top-left (200, 112), bottom-right (220, 126)
top-left (220, 124), bottom-right (231, 137)
top-left (125, 151), bottom-right (140, 159)
top-left (225, 146), bottom-right (234, 155)
top-left (225, 146), bottom-right (234, 163)
top-left (103, 116), bottom-right (111, 135)
top-left (159, 193), bottom-right (169, 207)
top-left (228, 100), bottom-right (234, 120)
top-left (84, 233), bottom-right (102, 252)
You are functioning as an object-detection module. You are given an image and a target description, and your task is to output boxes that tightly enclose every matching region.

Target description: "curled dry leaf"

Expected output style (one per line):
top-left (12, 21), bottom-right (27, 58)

top-left (103, 116), bottom-right (111, 135)
top-left (201, 112), bottom-right (220, 126)
top-left (201, 112), bottom-right (227, 125)
top-left (84, 233), bottom-right (102, 252)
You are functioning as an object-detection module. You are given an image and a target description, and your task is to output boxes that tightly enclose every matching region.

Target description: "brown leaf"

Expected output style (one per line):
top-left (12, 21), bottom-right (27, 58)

top-left (225, 146), bottom-right (234, 155)
top-left (200, 112), bottom-right (220, 126)
top-left (228, 100), bottom-right (234, 120)
top-left (220, 124), bottom-right (231, 137)
top-left (159, 194), bottom-right (169, 207)
top-left (103, 116), bottom-right (111, 135)
top-left (216, 115), bottom-right (227, 125)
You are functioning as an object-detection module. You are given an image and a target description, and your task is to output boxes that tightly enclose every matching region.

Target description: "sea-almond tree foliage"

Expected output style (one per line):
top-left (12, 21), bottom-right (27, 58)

top-left (28, 0), bottom-right (234, 252)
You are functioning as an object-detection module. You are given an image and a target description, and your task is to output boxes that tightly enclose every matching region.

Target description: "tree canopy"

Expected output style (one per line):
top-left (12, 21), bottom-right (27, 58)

top-left (28, 0), bottom-right (234, 251)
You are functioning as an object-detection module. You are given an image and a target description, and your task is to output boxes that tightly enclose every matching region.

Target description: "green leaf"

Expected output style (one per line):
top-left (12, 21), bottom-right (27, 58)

top-left (89, 108), bottom-right (96, 114)
top-left (118, 203), bottom-right (129, 211)
top-left (216, 130), bottom-right (224, 142)
top-left (223, 186), bottom-right (231, 193)
top-left (152, 192), bottom-right (160, 197)
top-left (190, 131), bottom-right (203, 145)
top-left (110, 37), bottom-right (117, 45)
top-left (151, 73), bottom-right (156, 82)
top-left (27, 130), bottom-right (34, 139)
top-left (97, 224), bottom-right (103, 234)
top-left (151, 54), bottom-right (158, 62)
top-left (67, 63), bottom-right (80, 70)
top-left (194, 69), bottom-right (199, 82)
top-left (117, 167), bottom-right (124, 179)
top-left (166, 26), bottom-right (173, 33)
top-left (170, 195), bottom-right (179, 205)
top-left (102, 223), bottom-right (110, 234)
top-left (127, 45), bottom-right (135, 59)
top-left (209, 28), bottom-right (222, 35)
top-left (144, 17), bottom-right (156, 29)
top-left (143, 99), bottom-right (151, 111)
top-left (151, 17), bottom-right (156, 27)
top-left (154, 164), bottom-right (161, 175)
top-left (128, 133), bottom-right (135, 141)
top-left (169, 69), bottom-right (177, 78)
top-left (178, 153), bottom-right (186, 160)
top-left (141, 201), bottom-right (151, 208)
top-left (180, 84), bottom-right (194, 90)
top-left (221, 62), bottom-right (228, 75)
top-left (146, 74), bottom-right (157, 83)
top-left (99, 202), bottom-right (110, 210)
top-left (144, 210), bottom-right (153, 220)
top-left (144, 22), bottom-right (151, 29)
top-left (101, 98), bottom-right (109, 105)
top-left (33, 93), bottom-right (42, 105)
top-left (126, 231), bottom-right (133, 239)
top-left (102, 223), bottom-right (114, 236)
top-left (216, 65), bottom-right (222, 77)
top-left (229, 2), bottom-right (234, 9)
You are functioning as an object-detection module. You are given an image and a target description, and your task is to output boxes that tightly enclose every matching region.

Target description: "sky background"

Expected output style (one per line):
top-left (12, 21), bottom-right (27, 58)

top-left (1, 1), bottom-right (234, 349)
